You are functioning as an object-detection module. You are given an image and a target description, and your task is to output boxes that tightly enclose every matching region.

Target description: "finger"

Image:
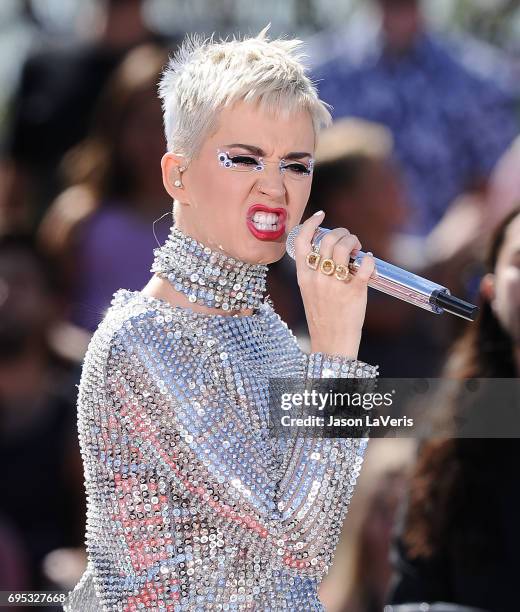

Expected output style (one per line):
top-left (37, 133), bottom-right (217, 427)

top-left (293, 210), bottom-right (325, 258)
top-left (350, 237), bottom-right (363, 257)
top-left (331, 234), bottom-right (361, 265)
top-left (318, 228), bottom-right (351, 259)
top-left (353, 252), bottom-right (376, 284)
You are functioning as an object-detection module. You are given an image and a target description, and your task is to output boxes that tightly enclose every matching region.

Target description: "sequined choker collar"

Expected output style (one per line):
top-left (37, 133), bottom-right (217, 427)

top-left (151, 225), bottom-right (268, 312)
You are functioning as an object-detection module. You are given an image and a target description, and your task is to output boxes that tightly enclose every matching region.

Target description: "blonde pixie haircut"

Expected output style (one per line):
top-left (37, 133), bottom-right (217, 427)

top-left (158, 26), bottom-right (332, 160)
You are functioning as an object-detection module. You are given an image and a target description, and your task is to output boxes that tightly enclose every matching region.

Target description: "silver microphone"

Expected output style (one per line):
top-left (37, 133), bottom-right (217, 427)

top-left (286, 224), bottom-right (478, 321)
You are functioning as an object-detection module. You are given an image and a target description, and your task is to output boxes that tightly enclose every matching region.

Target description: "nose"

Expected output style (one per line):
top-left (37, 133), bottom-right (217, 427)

top-left (256, 164), bottom-right (286, 200)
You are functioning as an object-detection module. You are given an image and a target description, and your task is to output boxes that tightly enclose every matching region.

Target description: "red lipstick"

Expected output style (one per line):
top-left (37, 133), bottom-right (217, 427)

top-left (246, 204), bottom-right (287, 241)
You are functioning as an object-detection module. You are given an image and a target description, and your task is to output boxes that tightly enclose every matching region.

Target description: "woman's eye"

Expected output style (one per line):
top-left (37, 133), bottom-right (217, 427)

top-left (230, 155), bottom-right (260, 166)
top-left (284, 162), bottom-right (311, 175)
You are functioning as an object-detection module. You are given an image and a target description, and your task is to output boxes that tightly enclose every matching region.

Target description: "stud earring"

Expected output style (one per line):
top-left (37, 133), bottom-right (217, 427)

top-left (174, 165), bottom-right (186, 188)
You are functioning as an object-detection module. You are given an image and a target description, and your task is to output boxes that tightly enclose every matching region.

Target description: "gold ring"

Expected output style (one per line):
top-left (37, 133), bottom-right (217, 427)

top-left (306, 251), bottom-right (321, 270)
top-left (320, 258), bottom-right (335, 275)
top-left (334, 264), bottom-right (350, 281)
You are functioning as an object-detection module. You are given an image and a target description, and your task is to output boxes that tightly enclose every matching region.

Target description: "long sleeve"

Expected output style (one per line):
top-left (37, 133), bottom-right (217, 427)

top-left (66, 295), bottom-right (378, 610)
top-left (273, 351), bottom-right (377, 579)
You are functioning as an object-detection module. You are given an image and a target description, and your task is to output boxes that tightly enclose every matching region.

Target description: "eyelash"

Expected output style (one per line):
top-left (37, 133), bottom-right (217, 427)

top-left (229, 155), bottom-right (312, 175)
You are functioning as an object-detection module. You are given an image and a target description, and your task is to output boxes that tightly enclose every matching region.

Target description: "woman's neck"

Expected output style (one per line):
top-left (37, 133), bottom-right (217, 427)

top-left (150, 223), bottom-right (268, 314)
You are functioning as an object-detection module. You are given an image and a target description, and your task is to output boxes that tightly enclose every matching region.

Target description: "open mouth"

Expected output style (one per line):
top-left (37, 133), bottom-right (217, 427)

top-left (250, 210), bottom-right (282, 231)
top-left (246, 205), bottom-right (287, 239)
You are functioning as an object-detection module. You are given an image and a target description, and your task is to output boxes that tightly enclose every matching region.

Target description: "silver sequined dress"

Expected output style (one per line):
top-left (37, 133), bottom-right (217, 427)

top-left (63, 288), bottom-right (377, 611)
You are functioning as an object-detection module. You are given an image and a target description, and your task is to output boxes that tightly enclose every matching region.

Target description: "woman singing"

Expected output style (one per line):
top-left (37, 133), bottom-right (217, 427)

top-left (64, 28), bottom-right (377, 611)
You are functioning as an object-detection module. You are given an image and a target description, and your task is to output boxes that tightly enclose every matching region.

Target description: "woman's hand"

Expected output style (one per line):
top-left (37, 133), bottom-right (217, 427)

top-left (293, 210), bottom-right (375, 359)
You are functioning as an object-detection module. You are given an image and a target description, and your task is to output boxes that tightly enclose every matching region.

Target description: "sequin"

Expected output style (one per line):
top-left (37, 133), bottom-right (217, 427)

top-left (63, 288), bottom-right (377, 611)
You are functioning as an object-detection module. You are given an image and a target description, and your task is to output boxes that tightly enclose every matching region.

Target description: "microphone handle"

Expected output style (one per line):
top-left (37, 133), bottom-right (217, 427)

top-left (350, 251), bottom-right (443, 312)
top-left (311, 227), bottom-right (478, 321)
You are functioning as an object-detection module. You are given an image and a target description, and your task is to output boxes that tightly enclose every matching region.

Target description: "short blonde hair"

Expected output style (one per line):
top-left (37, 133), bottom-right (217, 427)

top-left (158, 26), bottom-right (331, 159)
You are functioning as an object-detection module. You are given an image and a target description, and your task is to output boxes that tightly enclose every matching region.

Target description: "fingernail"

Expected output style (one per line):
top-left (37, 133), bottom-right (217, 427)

top-left (366, 251), bottom-right (373, 256)
top-left (313, 210), bottom-right (324, 216)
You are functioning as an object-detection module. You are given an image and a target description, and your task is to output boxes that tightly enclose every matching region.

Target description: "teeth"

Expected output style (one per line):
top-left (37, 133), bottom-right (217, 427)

top-left (252, 221), bottom-right (278, 231)
top-left (250, 209), bottom-right (284, 233)
top-left (252, 211), bottom-right (279, 224)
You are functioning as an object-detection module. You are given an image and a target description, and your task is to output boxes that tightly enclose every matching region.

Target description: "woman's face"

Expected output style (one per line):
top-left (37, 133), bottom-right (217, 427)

top-left (163, 100), bottom-right (316, 264)
top-left (488, 214), bottom-right (520, 343)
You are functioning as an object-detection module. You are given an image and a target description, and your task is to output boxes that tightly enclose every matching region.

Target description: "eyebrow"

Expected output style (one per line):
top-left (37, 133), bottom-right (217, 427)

top-left (223, 143), bottom-right (312, 160)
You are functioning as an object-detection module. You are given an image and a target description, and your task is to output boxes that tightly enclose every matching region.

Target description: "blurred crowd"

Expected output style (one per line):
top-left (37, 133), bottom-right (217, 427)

top-left (0, 0), bottom-right (519, 610)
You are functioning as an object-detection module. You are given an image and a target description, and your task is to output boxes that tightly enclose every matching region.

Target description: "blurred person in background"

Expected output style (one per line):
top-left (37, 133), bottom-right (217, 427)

top-left (0, 516), bottom-right (31, 591)
top-left (303, 118), bottom-right (444, 376)
top-left (37, 43), bottom-right (171, 333)
top-left (308, 118), bottom-right (406, 263)
top-left (0, 0), bottom-right (176, 235)
top-left (0, 235), bottom-right (85, 589)
top-left (341, 469), bottom-right (409, 612)
top-left (387, 206), bottom-right (520, 612)
top-left (312, 0), bottom-right (518, 246)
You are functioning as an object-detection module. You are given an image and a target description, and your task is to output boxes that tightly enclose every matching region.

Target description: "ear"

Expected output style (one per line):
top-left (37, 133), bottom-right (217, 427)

top-left (480, 272), bottom-right (496, 305)
top-left (161, 152), bottom-right (188, 201)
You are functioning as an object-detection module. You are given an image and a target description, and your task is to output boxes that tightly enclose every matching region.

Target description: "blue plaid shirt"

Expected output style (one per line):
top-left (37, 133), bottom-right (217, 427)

top-left (312, 33), bottom-right (518, 235)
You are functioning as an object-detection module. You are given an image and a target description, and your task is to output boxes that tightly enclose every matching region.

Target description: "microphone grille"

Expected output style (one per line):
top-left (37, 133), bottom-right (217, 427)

top-left (286, 224), bottom-right (329, 260)
top-left (285, 224), bottom-right (302, 260)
